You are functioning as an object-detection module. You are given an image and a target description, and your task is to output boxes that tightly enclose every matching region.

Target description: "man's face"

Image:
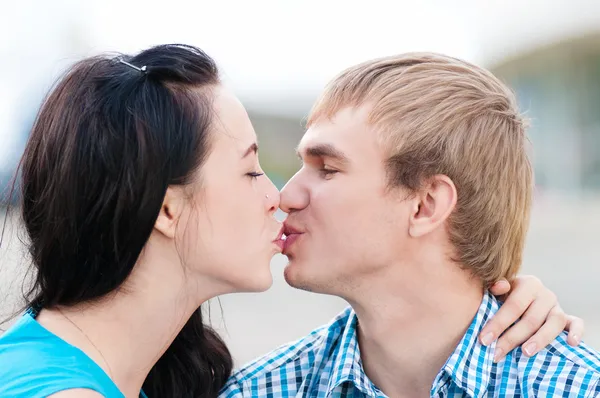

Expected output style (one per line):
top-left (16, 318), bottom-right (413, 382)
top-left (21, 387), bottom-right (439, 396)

top-left (279, 106), bottom-right (413, 296)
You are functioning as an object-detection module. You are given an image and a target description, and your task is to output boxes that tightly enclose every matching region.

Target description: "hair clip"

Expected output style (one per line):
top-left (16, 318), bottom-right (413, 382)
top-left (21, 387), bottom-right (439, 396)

top-left (118, 59), bottom-right (147, 74)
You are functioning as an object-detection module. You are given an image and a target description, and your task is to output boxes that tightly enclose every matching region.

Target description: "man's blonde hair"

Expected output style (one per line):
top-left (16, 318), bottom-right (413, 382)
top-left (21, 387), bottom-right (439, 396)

top-left (308, 53), bottom-right (533, 286)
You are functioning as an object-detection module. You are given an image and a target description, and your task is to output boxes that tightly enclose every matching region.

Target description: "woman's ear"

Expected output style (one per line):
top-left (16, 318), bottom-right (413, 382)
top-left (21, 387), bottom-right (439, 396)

top-left (154, 187), bottom-right (186, 239)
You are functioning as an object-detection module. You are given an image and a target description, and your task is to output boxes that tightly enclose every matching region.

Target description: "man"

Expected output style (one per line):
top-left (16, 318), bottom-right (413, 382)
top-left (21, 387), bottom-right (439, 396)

top-left (221, 53), bottom-right (599, 396)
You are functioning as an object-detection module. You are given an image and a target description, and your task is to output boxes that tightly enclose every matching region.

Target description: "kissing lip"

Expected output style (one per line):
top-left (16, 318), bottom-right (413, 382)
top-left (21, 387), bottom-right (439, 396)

top-left (283, 223), bottom-right (303, 236)
top-left (282, 222), bottom-right (304, 254)
top-left (273, 225), bottom-right (285, 242)
top-left (273, 225), bottom-right (285, 251)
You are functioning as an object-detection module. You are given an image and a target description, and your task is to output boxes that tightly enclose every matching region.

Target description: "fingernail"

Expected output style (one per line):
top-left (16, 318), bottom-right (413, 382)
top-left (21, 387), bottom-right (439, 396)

top-left (523, 342), bottom-right (537, 356)
top-left (481, 332), bottom-right (494, 346)
top-left (494, 348), bottom-right (504, 362)
top-left (571, 335), bottom-right (580, 345)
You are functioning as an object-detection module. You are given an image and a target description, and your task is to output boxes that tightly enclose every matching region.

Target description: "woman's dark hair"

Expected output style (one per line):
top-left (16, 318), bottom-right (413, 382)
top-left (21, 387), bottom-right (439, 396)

top-left (17, 44), bottom-right (232, 397)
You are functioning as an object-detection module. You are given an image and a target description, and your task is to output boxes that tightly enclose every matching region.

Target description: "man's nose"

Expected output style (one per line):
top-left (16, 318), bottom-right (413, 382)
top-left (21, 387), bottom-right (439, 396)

top-left (279, 170), bottom-right (309, 214)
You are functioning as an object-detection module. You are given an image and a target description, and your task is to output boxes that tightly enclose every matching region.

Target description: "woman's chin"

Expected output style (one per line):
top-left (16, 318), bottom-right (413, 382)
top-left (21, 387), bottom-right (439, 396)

top-left (242, 274), bottom-right (273, 293)
top-left (237, 264), bottom-right (274, 293)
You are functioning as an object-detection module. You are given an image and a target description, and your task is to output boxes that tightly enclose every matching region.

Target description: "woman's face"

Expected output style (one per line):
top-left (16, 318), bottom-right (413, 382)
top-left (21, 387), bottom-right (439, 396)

top-left (176, 85), bottom-right (283, 294)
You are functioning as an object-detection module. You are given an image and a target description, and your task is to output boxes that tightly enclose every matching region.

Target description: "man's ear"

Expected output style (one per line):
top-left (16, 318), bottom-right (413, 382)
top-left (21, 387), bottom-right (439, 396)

top-left (408, 175), bottom-right (457, 238)
top-left (154, 187), bottom-right (186, 239)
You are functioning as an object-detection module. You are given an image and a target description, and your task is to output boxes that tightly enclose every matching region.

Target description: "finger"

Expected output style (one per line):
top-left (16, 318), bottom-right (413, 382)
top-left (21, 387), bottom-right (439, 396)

top-left (479, 286), bottom-right (536, 346)
top-left (517, 306), bottom-right (568, 359)
top-left (489, 278), bottom-right (511, 297)
top-left (565, 315), bottom-right (585, 346)
top-left (493, 299), bottom-right (556, 361)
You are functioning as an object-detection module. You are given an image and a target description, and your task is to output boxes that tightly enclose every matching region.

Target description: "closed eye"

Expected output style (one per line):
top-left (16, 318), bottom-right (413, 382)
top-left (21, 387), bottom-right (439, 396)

top-left (320, 167), bottom-right (338, 179)
top-left (247, 172), bottom-right (264, 179)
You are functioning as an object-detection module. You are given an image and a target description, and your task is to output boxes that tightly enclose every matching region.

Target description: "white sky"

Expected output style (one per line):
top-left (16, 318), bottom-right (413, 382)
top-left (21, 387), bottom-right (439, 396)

top-left (80, 0), bottom-right (475, 111)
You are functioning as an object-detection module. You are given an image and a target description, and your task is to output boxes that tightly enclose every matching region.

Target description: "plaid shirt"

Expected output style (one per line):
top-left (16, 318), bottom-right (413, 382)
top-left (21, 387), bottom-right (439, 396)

top-left (219, 292), bottom-right (600, 397)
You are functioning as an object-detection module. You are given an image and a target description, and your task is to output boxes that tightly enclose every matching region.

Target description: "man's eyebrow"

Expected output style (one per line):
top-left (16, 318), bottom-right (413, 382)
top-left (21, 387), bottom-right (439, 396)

top-left (242, 143), bottom-right (258, 159)
top-left (296, 143), bottom-right (349, 164)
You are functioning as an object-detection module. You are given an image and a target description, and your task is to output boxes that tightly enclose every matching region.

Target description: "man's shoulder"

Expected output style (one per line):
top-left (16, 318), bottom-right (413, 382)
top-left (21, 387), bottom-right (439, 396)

top-left (220, 306), bottom-right (354, 396)
top-left (495, 332), bottom-right (600, 395)
top-left (521, 332), bottom-right (600, 376)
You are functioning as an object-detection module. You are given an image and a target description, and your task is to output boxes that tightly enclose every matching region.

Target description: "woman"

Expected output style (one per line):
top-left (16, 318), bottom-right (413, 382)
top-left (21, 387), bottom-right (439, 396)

top-left (0, 44), bottom-right (584, 397)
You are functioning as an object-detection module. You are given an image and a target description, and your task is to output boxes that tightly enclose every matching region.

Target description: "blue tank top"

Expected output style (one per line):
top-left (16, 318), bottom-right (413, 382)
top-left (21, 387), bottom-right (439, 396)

top-left (0, 309), bottom-right (148, 398)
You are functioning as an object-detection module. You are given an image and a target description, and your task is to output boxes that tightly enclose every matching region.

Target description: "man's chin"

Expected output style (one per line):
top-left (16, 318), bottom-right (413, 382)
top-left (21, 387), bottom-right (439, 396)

top-left (283, 259), bottom-right (331, 294)
top-left (283, 259), bottom-right (309, 288)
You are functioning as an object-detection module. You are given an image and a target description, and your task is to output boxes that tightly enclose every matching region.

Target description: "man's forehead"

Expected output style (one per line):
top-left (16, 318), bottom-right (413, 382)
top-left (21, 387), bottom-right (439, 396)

top-left (298, 107), bottom-right (376, 156)
top-left (297, 126), bottom-right (343, 157)
top-left (297, 127), bottom-right (327, 152)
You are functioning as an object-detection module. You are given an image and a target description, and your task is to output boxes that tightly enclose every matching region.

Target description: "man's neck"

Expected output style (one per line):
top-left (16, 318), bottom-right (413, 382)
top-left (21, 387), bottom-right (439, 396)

top-left (347, 259), bottom-right (484, 398)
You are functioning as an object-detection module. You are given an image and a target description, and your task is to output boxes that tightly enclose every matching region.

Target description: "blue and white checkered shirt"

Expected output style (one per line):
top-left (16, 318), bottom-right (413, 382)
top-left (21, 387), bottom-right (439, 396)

top-left (220, 292), bottom-right (600, 397)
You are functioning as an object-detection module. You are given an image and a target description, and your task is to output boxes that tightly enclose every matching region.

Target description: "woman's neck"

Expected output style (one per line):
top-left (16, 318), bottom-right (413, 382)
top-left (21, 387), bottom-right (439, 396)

top-left (38, 250), bottom-right (221, 397)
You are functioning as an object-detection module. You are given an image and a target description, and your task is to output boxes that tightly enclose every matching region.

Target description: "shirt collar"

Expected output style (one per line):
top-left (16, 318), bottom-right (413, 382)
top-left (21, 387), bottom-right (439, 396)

top-left (327, 292), bottom-right (499, 398)
top-left (327, 308), bottom-right (381, 397)
top-left (431, 291), bottom-right (499, 397)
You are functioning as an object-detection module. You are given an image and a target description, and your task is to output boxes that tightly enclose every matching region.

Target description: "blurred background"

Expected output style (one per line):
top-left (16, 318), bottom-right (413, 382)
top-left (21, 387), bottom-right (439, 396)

top-left (0, 0), bottom-right (598, 368)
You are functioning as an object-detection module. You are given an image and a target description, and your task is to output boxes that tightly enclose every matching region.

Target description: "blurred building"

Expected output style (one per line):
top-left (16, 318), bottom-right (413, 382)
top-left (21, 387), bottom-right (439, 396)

top-left (491, 34), bottom-right (600, 196)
